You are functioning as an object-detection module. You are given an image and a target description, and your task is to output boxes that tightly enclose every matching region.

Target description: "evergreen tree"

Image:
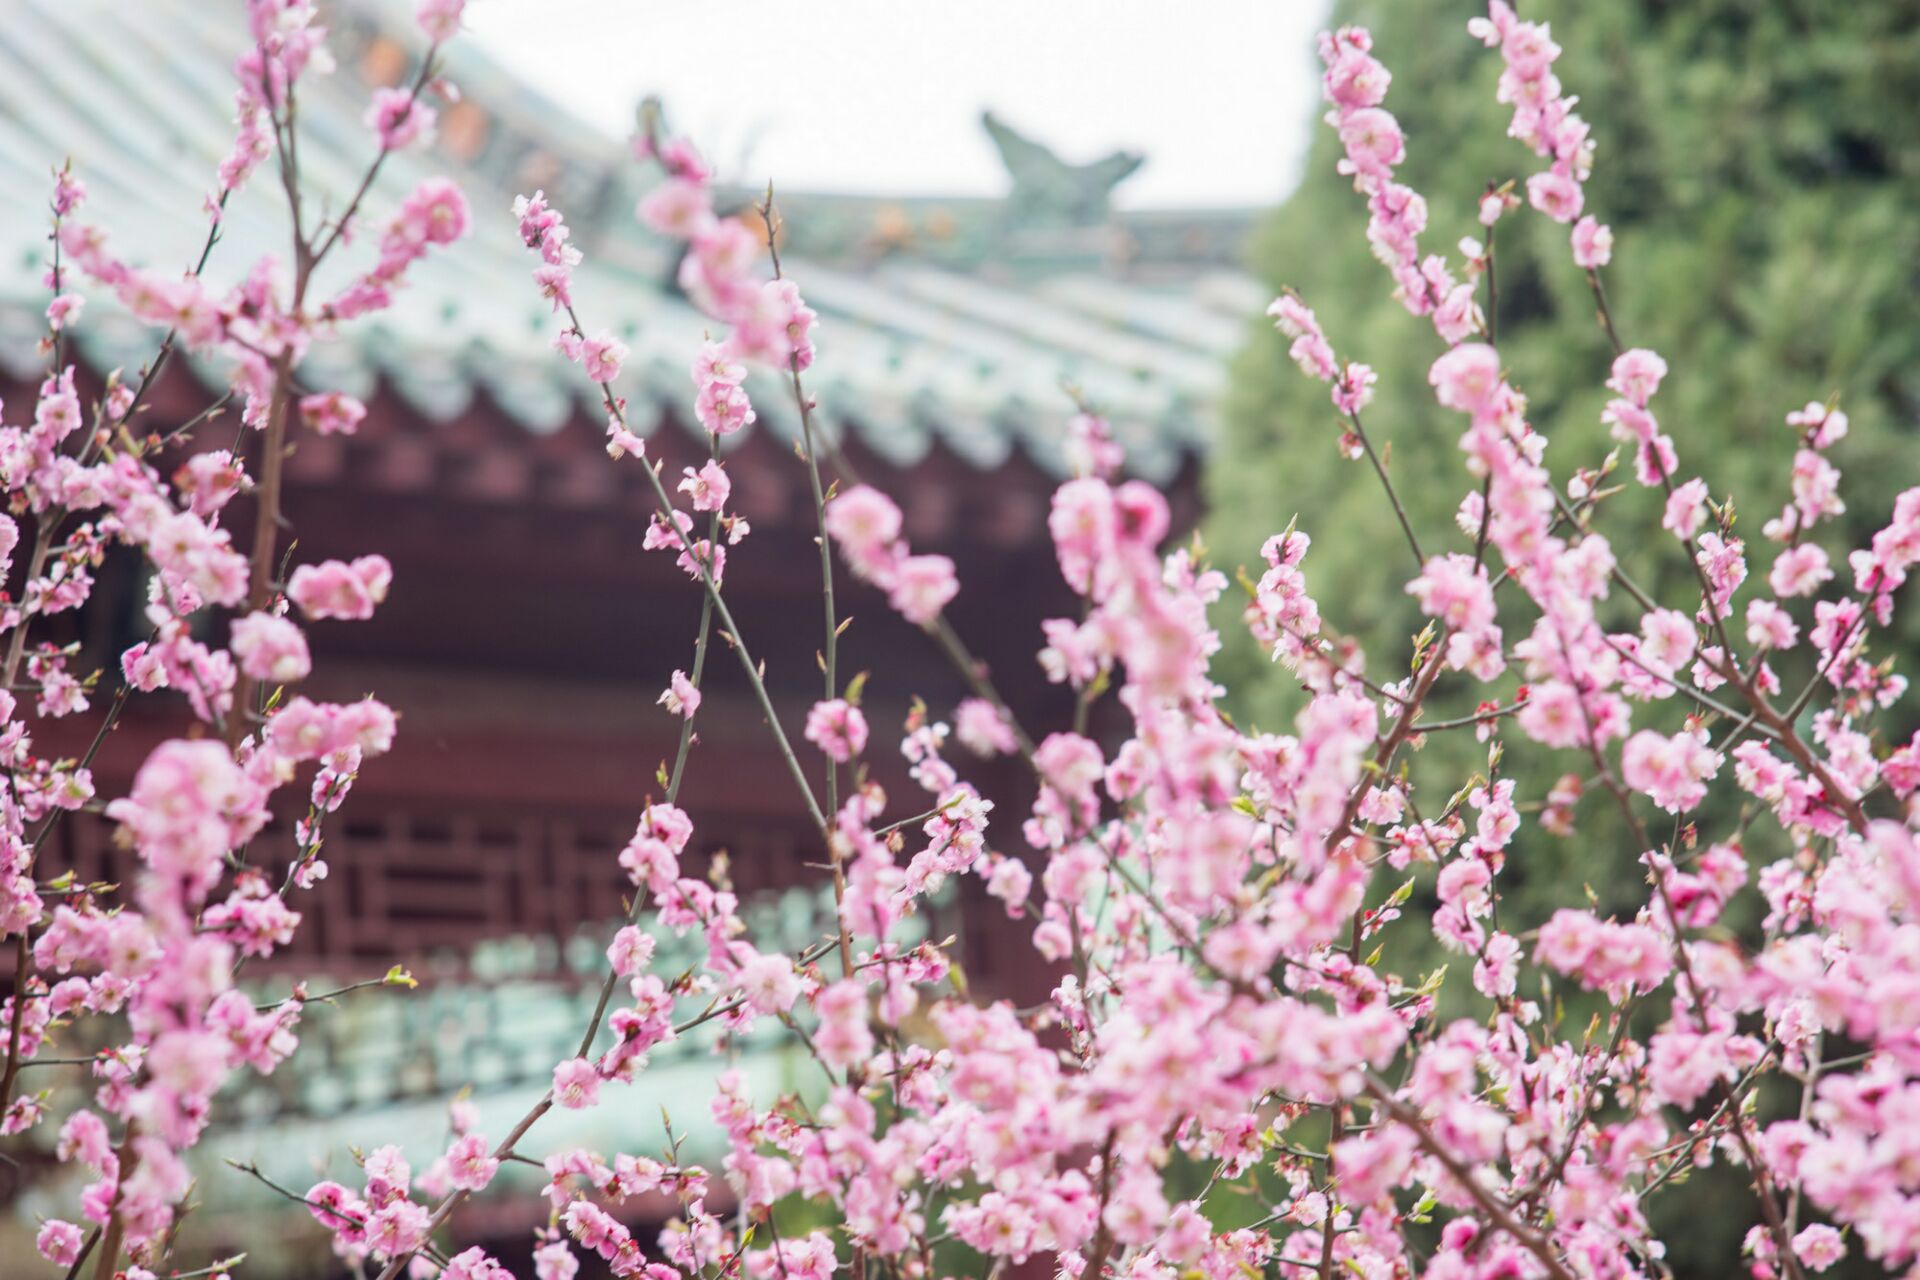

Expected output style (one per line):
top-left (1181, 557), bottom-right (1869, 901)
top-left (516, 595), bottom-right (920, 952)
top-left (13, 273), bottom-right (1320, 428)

top-left (1209, 8), bottom-right (1918, 1269)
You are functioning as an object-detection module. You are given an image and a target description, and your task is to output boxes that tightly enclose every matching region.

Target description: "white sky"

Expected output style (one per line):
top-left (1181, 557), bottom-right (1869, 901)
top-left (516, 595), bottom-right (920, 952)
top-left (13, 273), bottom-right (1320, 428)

top-left (464, 0), bottom-right (1330, 210)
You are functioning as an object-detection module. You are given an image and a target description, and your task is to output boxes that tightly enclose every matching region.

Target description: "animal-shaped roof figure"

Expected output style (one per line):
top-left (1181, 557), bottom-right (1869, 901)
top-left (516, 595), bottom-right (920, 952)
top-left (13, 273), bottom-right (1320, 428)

top-left (981, 111), bottom-right (1145, 227)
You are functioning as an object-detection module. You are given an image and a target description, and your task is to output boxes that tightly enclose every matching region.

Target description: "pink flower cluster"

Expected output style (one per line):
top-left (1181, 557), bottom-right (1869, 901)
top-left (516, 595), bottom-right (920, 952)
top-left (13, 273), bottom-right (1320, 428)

top-left (366, 85), bottom-right (435, 152)
top-left (324, 178), bottom-right (470, 324)
top-left (1, 8), bottom-right (456, 1270)
top-left (1267, 293), bottom-right (1377, 417)
top-left (1471, 2), bottom-right (1608, 263)
top-left (690, 341), bottom-right (755, 436)
top-left (633, 137), bottom-right (818, 373)
top-left (22, 4), bottom-right (1920, 1280)
top-left (1318, 27), bottom-right (1480, 331)
top-left (823, 485), bottom-right (959, 626)
top-left (804, 698), bottom-right (869, 763)
top-left (289, 553), bottom-right (392, 621)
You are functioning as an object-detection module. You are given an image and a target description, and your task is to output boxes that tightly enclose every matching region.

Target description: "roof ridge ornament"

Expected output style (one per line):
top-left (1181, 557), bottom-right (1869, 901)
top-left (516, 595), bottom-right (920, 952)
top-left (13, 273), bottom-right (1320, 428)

top-left (980, 111), bottom-right (1144, 229)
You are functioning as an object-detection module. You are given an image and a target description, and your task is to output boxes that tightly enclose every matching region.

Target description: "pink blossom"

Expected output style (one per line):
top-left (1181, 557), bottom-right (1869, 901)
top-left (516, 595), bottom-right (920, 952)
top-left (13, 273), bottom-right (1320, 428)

top-left (824, 486), bottom-right (903, 574)
top-left (887, 554), bottom-right (959, 625)
top-left (445, 1134), bottom-right (499, 1192)
top-left (1323, 41), bottom-right (1390, 110)
top-left (391, 178), bottom-right (469, 249)
top-left (1103, 1170), bottom-right (1171, 1245)
top-left (1066, 412), bottom-right (1125, 479)
top-left (51, 167), bottom-right (86, 216)
top-left (678, 460), bottom-right (730, 512)
top-left (954, 698), bottom-right (1017, 757)
top-left (1696, 531), bottom-right (1748, 616)
top-left (658, 669), bottom-right (700, 719)
top-left (813, 980), bottom-right (872, 1070)
top-left (1607, 348), bottom-right (1669, 407)
top-left (309, 18), bottom-right (1920, 1280)
top-left (1746, 599), bottom-right (1800, 650)
top-left (364, 1144), bottom-right (411, 1200)
top-left (229, 611), bottom-right (311, 683)
top-left (45, 293), bottom-right (83, 332)
top-left (365, 87), bottom-right (435, 151)
top-left (737, 950), bottom-right (801, 1014)
top-left (984, 856), bottom-right (1032, 916)
top-left (1536, 910), bottom-right (1671, 991)
top-left (298, 391), bottom-right (366, 437)
top-left (1331, 361), bottom-right (1378, 414)
top-left (416, 0), bottom-right (466, 40)
top-left (804, 699), bottom-right (868, 763)
top-left (1267, 294), bottom-right (1337, 381)
top-left (552, 1057), bottom-right (602, 1110)
top-left (581, 333), bottom-right (628, 385)
top-left (1571, 215), bottom-right (1613, 267)
top-left (694, 378), bottom-right (754, 435)
top-left (1621, 728), bottom-right (1722, 813)
top-left (366, 1198), bottom-right (431, 1258)
top-left (1663, 477), bottom-right (1710, 539)
top-left (534, 1241), bottom-right (580, 1280)
top-left (1428, 343), bottom-right (1503, 415)
top-left (1432, 284), bottom-right (1484, 345)
top-left (1407, 553), bottom-right (1496, 632)
top-left (443, 1248), bottom-right (512, 1280)
top-left (1648, 1028), bottom-right (1733, 1108)
top-left (1792, 1225), bottom-right (1846, 1273)
top-left (1770, 542), bottom-right (1833, 598)
top-left (1336, 108), bottom-right (1406, 184)
top-left (289, 555), bottom-right (393, 621)
top-left (304, 1180), bottom-right (360, 1232)
top-left (1639, 608), bottom-right (1697, 673)
top-left (638, 177), bottom-right (714, 237)
top-left (36, 1219), bottom-right (83, 1266)
top-left (1473, 931), bottom-right (1520, 997)
top-left (1527, 170), bottom-right (1584, 221)
top-left (1787, 400), bottom-right (1849, 450)
top-left (105, 739), bottom-right (265, 903)
top-left (607, 925), bottom-right (655, 976)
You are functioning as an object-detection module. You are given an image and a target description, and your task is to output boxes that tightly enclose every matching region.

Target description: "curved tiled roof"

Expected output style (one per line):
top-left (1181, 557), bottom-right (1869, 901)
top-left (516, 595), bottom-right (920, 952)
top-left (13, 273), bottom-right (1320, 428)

top-left (0, 0), bottom-right (1262, 481)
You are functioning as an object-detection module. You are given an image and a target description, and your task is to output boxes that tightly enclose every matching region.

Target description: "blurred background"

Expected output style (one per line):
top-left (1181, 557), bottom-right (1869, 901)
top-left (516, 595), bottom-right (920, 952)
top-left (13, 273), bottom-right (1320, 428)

top-left (0, 0), bottom-right (1914, 1274)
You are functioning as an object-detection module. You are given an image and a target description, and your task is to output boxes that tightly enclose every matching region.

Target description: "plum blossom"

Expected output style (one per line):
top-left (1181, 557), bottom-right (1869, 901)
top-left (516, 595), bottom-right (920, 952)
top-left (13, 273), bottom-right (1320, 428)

top-left (805, 699), bottom-right (868, 763)
top-left (658, 669), bottom-right (700, 719)
top-left (289, 555), bottom-right (393, 621)
top-left (552, 1057), bottom-right (601, 1110)
top-left (417, 0), bottom-right (466, 40)
top-left (365, 87), bottom-right (435, 151)
top-left (954, 698), bottom-right (1018, 757)
top-left (1622, 728), bottom-right (1723, 813)
top-left (678, 459), bottom-right (730, 512)
top-left (229, 611), bottom-right (311, 683)
top-left (299, 391), bottom-right (366, 437)
top-left (1571, 214), bottom-right (1613, 267)
top-left (28, 8), bottom-right (1920, 1280)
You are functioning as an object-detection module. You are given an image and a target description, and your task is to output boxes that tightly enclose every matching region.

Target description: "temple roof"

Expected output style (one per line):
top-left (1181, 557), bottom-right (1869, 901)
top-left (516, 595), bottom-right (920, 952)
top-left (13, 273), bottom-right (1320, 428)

top-left (0, 0), bottom-right (1264, 481)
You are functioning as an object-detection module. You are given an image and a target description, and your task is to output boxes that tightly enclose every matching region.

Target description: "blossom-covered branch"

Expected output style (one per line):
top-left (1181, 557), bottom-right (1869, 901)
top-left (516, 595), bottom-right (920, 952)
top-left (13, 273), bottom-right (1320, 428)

top-left (14, 4), bottom-right (1920, 1280)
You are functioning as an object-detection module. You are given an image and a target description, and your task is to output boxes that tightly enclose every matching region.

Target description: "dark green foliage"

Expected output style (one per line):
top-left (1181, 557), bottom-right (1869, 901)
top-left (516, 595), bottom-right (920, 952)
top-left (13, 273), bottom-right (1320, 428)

top-left (1208, 5), bottom-right (1919, 1272)
top-left (1210, 0), bottom-right (1920, 897)
top-left (1214, 0), bottom-right (1919, 721)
